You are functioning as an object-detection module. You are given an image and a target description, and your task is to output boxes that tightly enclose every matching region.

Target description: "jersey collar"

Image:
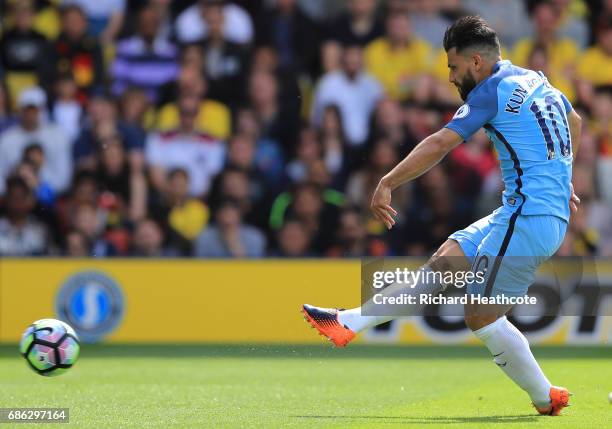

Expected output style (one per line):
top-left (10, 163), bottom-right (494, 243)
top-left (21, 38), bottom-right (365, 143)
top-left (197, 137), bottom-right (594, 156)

top-left (466, 59), bottom-right (512, 101)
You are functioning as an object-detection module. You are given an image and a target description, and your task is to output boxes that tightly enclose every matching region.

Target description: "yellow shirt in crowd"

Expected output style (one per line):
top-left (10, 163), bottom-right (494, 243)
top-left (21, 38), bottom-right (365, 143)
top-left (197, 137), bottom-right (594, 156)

top-left (577, 47), bottom-right (612, 86)
top-left (154, 100), bottom-right (231, 140)
top-left (169, 199), bottom-right (210, 241)
top-left (511, 38), bottom-right (579, 73)
top-left (364, 37), bottom-right (434, 101)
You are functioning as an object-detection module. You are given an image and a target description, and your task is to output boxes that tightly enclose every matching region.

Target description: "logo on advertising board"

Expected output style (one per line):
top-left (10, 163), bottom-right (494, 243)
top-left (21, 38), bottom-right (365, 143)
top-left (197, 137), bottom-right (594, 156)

top-left (56, 271), bottom-right (125, 343)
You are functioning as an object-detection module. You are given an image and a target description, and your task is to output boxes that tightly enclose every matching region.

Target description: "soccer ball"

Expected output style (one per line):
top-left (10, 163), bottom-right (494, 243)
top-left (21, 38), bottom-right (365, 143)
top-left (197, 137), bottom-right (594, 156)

top-left (20, 319), bottom-right (80, 376)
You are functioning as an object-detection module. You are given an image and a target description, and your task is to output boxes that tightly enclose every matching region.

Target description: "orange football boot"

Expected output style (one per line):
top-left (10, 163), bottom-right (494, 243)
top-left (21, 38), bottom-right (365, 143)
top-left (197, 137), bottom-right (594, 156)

top-left (301, 304), bottom-right (356, 347)
top-left (534, 386), bottom-right (571, 416)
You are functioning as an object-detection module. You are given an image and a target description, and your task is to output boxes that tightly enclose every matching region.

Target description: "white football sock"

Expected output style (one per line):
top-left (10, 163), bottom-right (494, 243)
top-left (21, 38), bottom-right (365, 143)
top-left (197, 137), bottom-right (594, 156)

top-left (336, 308), bottom-right (393, 333)
top-left (473, 316), bottom-right (551, 408)
top-left (338, 266), bottom-right (445, 333)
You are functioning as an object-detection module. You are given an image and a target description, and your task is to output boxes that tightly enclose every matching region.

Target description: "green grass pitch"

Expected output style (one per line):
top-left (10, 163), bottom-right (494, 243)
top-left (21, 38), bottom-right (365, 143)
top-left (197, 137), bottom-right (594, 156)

top-left (1, 344), bottom-right (610, 428)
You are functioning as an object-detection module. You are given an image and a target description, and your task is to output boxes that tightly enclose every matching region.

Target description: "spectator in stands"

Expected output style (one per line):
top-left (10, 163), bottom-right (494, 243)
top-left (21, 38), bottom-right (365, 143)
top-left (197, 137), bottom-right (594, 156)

top-left (448, 130), bottom-right (498, 219)
top-left (294, 0), bottom-right (344, 21)
top-left (563, 203), bottom-right (599, 256)
top-left (64, 0), bottom-right (125, 43)
top-left (588, 0), bottom-right (612, 40)
top-left (52, 5), bottom-right (104, 100)
top-left (111, 5), bottom-right (178, 103)
top-left (201, 3), bottom-right (251, 109)
top-left (96, 131), bottom-right (148, 223)
top-left (463, 0), bottom-right (531, 48)
top-left (210, 167), bottom-right (252, 216)
top-left (250, 45), bottom-right (302, 123)
top-left (578, 86), bottom-right (612, 207)
top-left (409, 0), bottom-right (451, 48)
top-left (51, 74), bottom-right (83, 142)
top-left (402, 165), bottom-right (462, 255)
top-left (74, 91), bottom-right (145, 173)
top-left (318, 104), bottom-right (347, 185)
top-left (269, 218), bottom-right (314, 257)
top-left (0, 83), bottom-right (17, 133)
top-left (225, 132), bottom-right (257, 171)
top-left (155, 64), bottom-right (231, 140)
top-left (119, 88), bottom-right (150, 129)
top-left (437, 0), bottom-right (472, 21)
top-left (527, 44), bottom-right (576, 103)
top-left (512, 0), bottom-right (579, 76)
top-left (95, 137), bottom-right (131, 210)
top-left (364, 13), bottom-right (433, 102)
top-left (305, 158), bottom-right (334, 190)
top-left (312, 45), bottom-right (382, 149)
top-left (346, 139), bottom-right (400, 210)
top-left (131, 218), bottom-right (177, 257)
top-left (15, 144), bottom-right (56, 209)
top-left (146, 94), bottom-right (226, 198)
top-left (0, 1), bottom-right (50, 105)
top-left (195, 199), bottom-right (266, 258)
top-left (577, 16), bottom-right (612, 104)
top-left (122, 0), bottom-right (173, 41)
top-left (13, 0), bottom-right (62, 40)
top-left (269, 183), bottom-right (342, 252)
top-left (150, 168), bottom-right (209, 255)
top-left (370, 99), bottom-right (414, 155)
top-left (0, 176), bottom-right (48, 256)
top-left (54, 171), bottom-right (98, 234)
top-left (151, 0), bottom-right (173, 38)
top-left (589, 87), bottom-right (612, 163)
top-left (157, 44), bottom-right (206, 108)
top-left (64, 229), bottom-right (91, 257)
top-left (255, 0), bottom-right (320, 77)
top-left (346, 139), bottom-right (409, 235)
top-left (571, 163), bottom-right (612, 255)
top-left (71, 202), bottom-right (117, 257)
top-left (554, 0), bottom-right (589, 49)
top-left (325, 0), bottom-right (384, 46)
top-left (0, 87), bottom-right (71, 196)
top-left (404, 103), bottom-right (442, 143)
top-left (175, 0), bottom-right (253, 45)
top-left (286, 126), bottom-right (322, 184)
top-left (320, 40), bottom-right (344, 74)
top-left (327, 206), bottom-right (387, 257)
top-left (249, 70), bottom-right (299, 155)
top-left (225, 129), bottom-right (284, 190)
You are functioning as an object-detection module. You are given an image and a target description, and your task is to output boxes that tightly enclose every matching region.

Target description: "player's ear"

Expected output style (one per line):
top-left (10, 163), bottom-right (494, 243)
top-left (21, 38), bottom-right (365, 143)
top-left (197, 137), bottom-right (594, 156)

top-left (472, 53), bottom-right (483, 71)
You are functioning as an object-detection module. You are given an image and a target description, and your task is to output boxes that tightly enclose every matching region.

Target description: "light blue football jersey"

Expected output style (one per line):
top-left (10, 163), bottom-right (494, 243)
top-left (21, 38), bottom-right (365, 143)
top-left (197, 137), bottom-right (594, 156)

top-left (445, 60), bottom-right (573, 222)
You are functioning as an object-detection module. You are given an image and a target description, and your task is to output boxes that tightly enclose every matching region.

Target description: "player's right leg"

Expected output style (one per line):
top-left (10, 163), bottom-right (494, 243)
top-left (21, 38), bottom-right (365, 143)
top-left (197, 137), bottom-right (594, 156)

top-left (301, 238), bottom-right (471, 347)
top-left (465, 211), bottom-right (570, 414)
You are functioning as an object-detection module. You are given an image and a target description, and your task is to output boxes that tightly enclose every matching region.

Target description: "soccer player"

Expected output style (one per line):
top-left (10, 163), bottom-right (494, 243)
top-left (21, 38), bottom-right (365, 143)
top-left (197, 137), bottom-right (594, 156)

top-left (302, 16), bottom-right (581, 416)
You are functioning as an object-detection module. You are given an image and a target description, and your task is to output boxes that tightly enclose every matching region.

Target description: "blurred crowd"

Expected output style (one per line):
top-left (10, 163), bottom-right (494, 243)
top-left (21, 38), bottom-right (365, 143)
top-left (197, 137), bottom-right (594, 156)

top-left (0, 0), bottom-right (611, 258)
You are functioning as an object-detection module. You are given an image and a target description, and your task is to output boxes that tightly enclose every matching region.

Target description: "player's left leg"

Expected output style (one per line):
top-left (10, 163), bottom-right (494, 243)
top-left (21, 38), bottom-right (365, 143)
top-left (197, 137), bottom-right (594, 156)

top-left (302, 239), bottom-right (470, 347)
top-left (302, 211), bottom-right (496, 347)
top-left (464, 212), bottom-right (569, 414)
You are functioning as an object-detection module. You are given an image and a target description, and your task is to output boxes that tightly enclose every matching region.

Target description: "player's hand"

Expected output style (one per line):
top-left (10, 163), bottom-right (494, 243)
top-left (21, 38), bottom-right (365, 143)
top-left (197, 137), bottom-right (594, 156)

top-left (371, 180), bottom-right (397, 229)
top-left (569, 183), bottom-right (580, 213)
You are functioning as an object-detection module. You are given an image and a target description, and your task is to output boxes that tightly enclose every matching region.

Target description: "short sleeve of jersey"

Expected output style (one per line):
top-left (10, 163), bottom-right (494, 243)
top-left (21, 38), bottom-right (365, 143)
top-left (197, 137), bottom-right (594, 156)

top-left (560, 91), bottom-right (573, 114)
top-left (444, 87), bottom-right (498, 141)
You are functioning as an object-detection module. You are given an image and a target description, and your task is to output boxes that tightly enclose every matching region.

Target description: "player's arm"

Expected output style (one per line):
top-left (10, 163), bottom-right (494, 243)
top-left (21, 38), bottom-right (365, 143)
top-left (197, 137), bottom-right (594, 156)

top-left (567, 108), bottom-right (582, 213)
top-left (371, 128), bottom-right (463, 228)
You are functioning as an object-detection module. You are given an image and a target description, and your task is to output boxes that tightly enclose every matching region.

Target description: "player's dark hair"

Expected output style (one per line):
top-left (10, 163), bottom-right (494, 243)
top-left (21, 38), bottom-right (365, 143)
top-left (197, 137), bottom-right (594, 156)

top-left (443, 16), bottom-right (501, 58)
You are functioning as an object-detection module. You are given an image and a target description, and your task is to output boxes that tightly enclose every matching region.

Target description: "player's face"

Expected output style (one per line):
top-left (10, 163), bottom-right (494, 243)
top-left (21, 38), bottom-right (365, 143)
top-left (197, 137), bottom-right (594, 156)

top-left (447, 48), bottom-right (478, 101)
